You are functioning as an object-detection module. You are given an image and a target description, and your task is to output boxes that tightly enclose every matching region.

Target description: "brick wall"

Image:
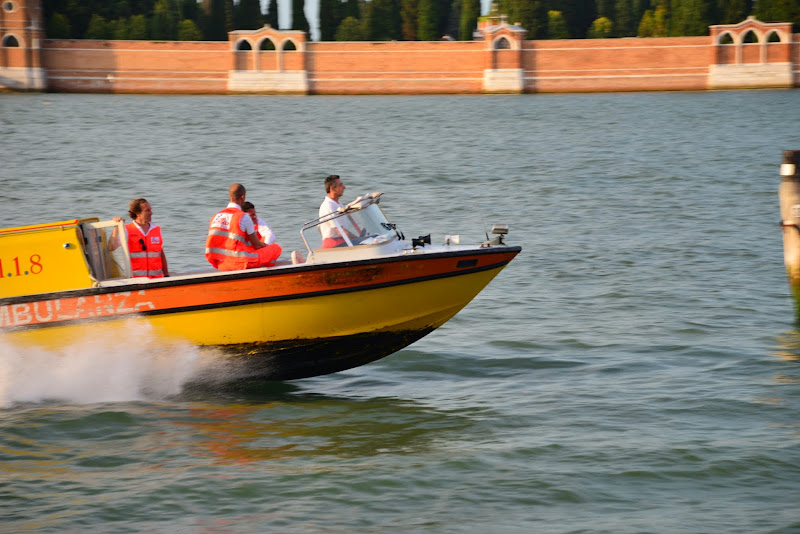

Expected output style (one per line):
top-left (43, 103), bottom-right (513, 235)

top-left (523, 36), bottom-right (712, 93)
top-left (41, 40), bottom-right (230, 93)
top-left (306, 40), bottom-right (486, 94)
top-left (14, 32), bottom-right (799, 94)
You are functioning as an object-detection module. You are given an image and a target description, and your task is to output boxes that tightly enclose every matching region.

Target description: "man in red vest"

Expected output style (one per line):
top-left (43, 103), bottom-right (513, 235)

top-left (205, 183), bottom-right (282, 271)
top-left (110, 198), bottom-right (170, 278)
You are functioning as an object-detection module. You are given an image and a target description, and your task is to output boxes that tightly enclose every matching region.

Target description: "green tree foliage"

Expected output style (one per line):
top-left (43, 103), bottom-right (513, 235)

top-left (401, 0), bottom-right (419, 39)
top-left (205, 0), bottom-right (228, 39)
top-left (320, 0), bottom-right (344, 40)
top-left (459, 0), bottom-right (480, 39)
top-left (335, 15), bottom-right (366, 39)
top-left (47, 12), bottom-right (73, 38)
top-left (292, 0), bottom-right (311, 33)
top-left (109, 17), bottom-right (130, 39)
top-left (38, 0), bottom-right (800, 43)
top-left (236, 0), bottom-right (263, 29)
top-left (417, 0), bottom-right (439, 39)
top-left (614, 0), bottom-right (635, 35)
top-left (754, 0), bottom-right (800, 25)
top-left (129, 14), bottom-right (149, 38)
top-left (671, 0), bottom-right (710, 34)
top-left (549, 0), bottom-right (595, 37)
top-left (267, 0), bottom-right (280, 28)
top-left (547, 10), bottom-right (569, 38)
top-left (501, 0), bottom-right (548, 38)
top-left (151, 0), bottom-right (177, 39)
top-left (366, 0), bottom-right (402, 39)
top-left (596, 0), bottom-right (614, 19)
top-left (177, 18), bottom-right (203, 39)
top-left (85, 14), bottom-right (111, 38)
top-left (588, 15), bottom-right (613, 36)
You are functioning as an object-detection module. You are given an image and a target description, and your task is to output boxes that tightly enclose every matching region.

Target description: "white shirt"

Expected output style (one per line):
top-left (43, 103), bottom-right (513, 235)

top-left (319, 196), bottom-right (344, 240)
top-left (256, 217), bottom-right (276, 245)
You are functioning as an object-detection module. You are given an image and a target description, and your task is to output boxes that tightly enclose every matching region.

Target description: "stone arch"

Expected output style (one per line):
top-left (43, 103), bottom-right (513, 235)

top-left (2, 34), bottom-right (20, 47)
top-left (257, 37), bottom-right (276, 71)
top-left (282, 39), bottom-right (297, 51)
top-left (494, 36), bottom-right (510, 49)
top-left (741, 29), bottom-right (759, 43)
top-left (766, 30), bottom-right (782, 43)
top-left (716, 31), bottom-right (735, 64)
top-left (235, 39), bottom-right (253, 70)
top-left (741, 29), bottom-right (760, 63)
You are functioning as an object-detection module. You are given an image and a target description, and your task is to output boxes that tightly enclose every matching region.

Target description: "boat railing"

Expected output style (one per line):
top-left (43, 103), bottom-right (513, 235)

top-left (299, 193), bottom-right (399, 253)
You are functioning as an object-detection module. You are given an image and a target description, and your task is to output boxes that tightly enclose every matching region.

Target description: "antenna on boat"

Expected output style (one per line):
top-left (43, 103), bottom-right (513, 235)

top-left (479, 204), bottom-right (490, 241)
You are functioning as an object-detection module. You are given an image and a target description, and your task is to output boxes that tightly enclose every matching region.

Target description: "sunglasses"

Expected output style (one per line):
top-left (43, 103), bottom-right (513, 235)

top-left (139, 238), bottom-right (147, 251)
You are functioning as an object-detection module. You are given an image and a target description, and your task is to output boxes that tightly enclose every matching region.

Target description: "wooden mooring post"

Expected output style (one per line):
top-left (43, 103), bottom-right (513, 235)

top-left (779, 150), bottom-right (800, 318)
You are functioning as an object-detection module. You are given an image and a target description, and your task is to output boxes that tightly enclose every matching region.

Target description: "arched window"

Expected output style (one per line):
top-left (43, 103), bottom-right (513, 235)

top-left (495, 37), bottom-right (510, 50)
top-left (283, 40), bottom-right (297, 51)
top-left (2, 34), bottom-right (19, 47)
top-left (719, 33), bottom-right (734, 45)
top-left (767, 31), bottom-right (781, 43)
top-left (742, 30), bottom-right (758, 43)
top-left (237, 40), bottom-right (252, 51)
top-left (2, 2), bottom-right (15, 13)
top-left (260, 38), bottom-right (275, 51)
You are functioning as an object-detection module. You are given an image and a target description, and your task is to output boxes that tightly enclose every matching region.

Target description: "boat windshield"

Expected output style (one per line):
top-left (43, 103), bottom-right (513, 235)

top-left (301, 192), bottom-right (400, 252)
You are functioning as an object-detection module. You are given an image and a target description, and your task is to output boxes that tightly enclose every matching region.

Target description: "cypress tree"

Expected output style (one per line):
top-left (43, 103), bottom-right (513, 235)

top-left (614, 0), bottom-right (635, 35)
top-left (401, 0), bottom-right (418, 39)
top-left (671, 0), bottom-right (710, 34)
top-left (236, 0), bottom-right (263, 29)
top-left (417, 0), bottom-right (438, 39)
top-left (292, 0), bottom-right (311, 33)
top-left (459, 0), bottom-right (479, 40)
top-left (343, 0), bottom-right (361, 18)
top-left (267, 0), bottom-right (280, 27)
top-left (320, 0), bottom-right (344, 40)
top-left (151, 0), bottom-right (177, 39)
top-left (206, 0), bottom-right (228, 39)
top-left (367, 0), bottom-right (402, 39)
top-left (46, 12), bottom-right (73, 38)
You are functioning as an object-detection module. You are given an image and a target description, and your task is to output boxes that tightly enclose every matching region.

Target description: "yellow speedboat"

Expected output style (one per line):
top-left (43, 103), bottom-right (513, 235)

top-left (0, 193), bottom-right (520, 380)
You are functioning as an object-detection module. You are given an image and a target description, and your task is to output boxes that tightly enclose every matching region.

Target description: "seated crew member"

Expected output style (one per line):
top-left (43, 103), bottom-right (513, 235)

top-left (109, 198), bottom-right (169, 278)
top-left (318, 174), bottom-right (363, 248)
top-left (242, 201), bottom-right (276, 245)
top-left (205, 183), bottom-right (282, 271)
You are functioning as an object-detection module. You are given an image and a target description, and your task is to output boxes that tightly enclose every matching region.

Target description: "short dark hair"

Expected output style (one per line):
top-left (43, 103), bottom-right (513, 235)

top-left (128, 198), bottom-right (148, 219)
top-left (324, 175), bottom-right (340, 193)
top-left (242, 201), bottom-right (255, 211)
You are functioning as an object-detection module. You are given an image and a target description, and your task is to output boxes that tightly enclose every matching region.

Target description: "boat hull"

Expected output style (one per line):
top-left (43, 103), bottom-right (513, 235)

top-left (1, 247), bottom-right (519, 380)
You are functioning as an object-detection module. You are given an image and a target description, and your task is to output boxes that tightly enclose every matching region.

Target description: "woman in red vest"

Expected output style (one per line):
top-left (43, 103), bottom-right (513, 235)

top-left (110, 198), bottom-right (170, 278)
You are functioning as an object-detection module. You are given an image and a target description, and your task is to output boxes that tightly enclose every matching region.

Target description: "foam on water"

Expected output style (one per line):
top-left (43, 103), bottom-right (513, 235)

top-left (0, 321), bottom-right (220, 407)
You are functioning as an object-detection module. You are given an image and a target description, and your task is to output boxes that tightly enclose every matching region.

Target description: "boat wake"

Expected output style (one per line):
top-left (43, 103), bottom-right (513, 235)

top-left (0, 321), bottom-right (233, 407)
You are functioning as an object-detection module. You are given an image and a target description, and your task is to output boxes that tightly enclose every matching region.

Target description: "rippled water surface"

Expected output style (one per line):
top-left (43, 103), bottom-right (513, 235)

top-left (1, 91), bottom-right (800, 533)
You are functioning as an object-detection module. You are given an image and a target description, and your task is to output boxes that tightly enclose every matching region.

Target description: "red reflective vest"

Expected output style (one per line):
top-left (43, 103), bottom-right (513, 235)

top-left (127, 223), bottom-right (165, 278)
top-left (205, 207), bottom-right (260, 271)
